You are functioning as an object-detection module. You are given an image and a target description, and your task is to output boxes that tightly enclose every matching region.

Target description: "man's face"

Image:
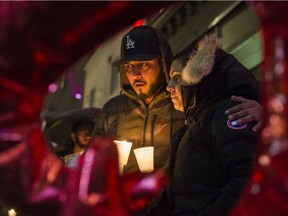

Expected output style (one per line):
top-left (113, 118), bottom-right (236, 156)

top-left (73, 126), bottom-right (93, 149)
top-left (166, 70), bottom-right (185, 112)
top-left (124, 57), bottom-right (163, 102)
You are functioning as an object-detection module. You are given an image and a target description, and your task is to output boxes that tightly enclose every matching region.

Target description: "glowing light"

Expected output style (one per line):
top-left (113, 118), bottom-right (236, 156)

top-left (75, 93), bottom-right (82, 100)
top-left (8, 208), bottom-right (17, 216)
top-left (68, 69), bottom-right (83, 99)
top-left (269, 95), bottom-right (285, 113)
top-left (259, 154), bottom-right (271, 166)
top-left (113, 140), bottom-right (132, 166)
top-left (48, 83), bottom-right (58, 93)
top-left (134, 19), bottom-right (143, 27)
top-left (133, 146), bottom-right (154, 173)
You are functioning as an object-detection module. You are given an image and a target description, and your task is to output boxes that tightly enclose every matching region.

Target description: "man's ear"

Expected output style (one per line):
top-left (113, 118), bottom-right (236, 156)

top-left (70, 132), bottom-right (76, 142)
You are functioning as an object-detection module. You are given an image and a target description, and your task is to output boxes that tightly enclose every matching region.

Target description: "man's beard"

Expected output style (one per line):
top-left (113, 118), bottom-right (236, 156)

top-left (137, 74), bottom-right (165, 101)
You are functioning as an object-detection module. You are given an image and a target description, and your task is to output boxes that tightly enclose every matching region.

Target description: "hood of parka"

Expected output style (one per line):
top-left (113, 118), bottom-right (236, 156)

top-left (119, 26), bottom-right (174, 99)
top-left (178, 34), bottom-right (260, 118)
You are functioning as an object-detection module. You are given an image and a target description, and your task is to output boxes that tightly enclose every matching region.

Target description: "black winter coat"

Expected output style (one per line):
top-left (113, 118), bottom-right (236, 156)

top-left (170, 100), bottom-right (257, 216)
top-left (168, 48), bottom-right (260, 216)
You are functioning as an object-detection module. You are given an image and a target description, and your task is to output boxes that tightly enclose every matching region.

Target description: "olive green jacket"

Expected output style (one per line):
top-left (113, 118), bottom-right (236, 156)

top-left (93, 26), bottom-right (184, 173)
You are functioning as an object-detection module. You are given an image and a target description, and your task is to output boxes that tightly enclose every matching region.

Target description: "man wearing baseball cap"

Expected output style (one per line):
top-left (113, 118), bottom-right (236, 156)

top-left (94, 25), bottom-right (183, 174)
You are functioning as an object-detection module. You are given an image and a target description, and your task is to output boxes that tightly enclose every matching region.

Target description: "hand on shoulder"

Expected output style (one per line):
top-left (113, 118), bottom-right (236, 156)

top-left (225, 95), bottom-right (263, 132)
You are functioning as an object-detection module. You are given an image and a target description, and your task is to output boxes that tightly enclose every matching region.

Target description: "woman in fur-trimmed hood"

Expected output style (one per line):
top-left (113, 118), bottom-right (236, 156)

top-left (169, 34), bottom-right (260, 121)
top-left (165, 34), bottom-right (260, 215)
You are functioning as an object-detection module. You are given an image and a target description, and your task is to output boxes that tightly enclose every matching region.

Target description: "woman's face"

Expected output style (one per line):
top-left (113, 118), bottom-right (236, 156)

top-left (166, 70), bottom-right (184, 112)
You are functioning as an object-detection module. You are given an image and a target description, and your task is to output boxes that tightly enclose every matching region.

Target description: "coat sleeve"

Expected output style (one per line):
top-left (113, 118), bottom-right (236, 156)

top-left (92, 95), bottom-right (124, 138)
top-left (200, 100), bottom-right (258, 216)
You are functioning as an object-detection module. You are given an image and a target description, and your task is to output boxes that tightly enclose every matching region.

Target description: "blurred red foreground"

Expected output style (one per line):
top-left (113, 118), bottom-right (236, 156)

top-left (1, 1), bottom-right (288, 216)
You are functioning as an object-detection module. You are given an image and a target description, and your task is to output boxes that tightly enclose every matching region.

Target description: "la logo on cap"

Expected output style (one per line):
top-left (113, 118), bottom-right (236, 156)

top-left (126, 35), bottom-right (135, 50)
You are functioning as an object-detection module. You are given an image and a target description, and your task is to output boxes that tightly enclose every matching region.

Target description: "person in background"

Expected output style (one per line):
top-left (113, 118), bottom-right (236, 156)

top-left (64, 120), bottom-right (94, 167)
top-left (93, 25), bottom-right (263, 176)
top-left (165, 34), bottom-right (260, 215)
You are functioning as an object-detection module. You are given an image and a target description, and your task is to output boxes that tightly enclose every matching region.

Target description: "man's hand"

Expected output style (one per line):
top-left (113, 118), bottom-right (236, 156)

top-left (225, 95), bottom-right (263, 132)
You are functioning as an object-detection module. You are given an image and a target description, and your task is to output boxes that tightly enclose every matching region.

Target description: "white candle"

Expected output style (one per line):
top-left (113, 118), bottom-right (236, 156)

top-left (8, 209), bottom-right (17, 216)
top-left (133, 146), bottom-right (154, 173)
top-left (113, 140), bottom-right (132, 166)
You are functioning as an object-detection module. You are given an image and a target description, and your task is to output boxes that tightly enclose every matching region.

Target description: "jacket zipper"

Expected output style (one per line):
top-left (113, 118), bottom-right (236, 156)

top-left (150, 114), bottom-right (157, 146)
top-left (143, 107), bottom-right (157, 147)
top-left (142, 105), bottom-right (149, 147)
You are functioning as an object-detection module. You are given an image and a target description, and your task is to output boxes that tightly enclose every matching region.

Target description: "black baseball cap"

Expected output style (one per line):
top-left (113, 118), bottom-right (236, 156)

top-left (118, 26), bottom-right (161, 63)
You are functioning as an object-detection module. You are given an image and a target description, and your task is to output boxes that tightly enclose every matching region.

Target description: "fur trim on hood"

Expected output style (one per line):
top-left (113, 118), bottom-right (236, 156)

top-left (182, 34), bottom-right (222, 85)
